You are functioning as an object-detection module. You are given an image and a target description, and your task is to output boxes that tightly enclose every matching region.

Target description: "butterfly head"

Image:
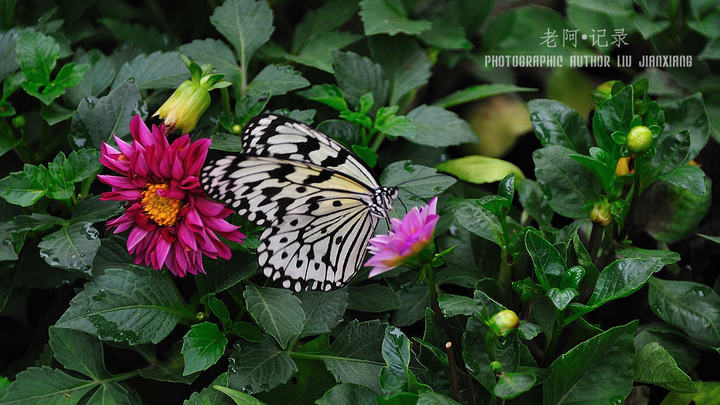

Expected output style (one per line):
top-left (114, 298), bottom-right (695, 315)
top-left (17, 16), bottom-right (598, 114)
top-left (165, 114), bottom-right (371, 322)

top-left (370, 186), bottom-right (398, 217)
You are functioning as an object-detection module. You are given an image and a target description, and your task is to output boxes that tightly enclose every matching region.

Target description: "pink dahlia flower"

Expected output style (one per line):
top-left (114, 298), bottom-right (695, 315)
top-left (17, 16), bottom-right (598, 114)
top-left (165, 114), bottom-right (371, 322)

top-left (365, 197), bottom-right (439, 277)
top-left (98, 115), bottom-right (245, 277)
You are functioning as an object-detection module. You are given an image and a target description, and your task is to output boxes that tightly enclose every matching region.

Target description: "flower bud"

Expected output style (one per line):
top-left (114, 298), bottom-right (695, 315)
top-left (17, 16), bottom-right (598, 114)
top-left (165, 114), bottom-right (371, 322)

top-left (489, 309), bottom-right (519, 337)
top-left (153, 55), bottom-right (231, 133)
top-left (490, 361), bottom-right (503, 373)
top-left (590, 202), bottom-right (612, 227)
top-left (196, 311), bottom-right (206, 321)
top-left (232, 124), bottom-right (242, 134)
top-left (626, 125), bottom-right (653, 154)
top-left (615, 156), bottom-right (634, 176)
top-left (11, 115), bottom-right (25, 128)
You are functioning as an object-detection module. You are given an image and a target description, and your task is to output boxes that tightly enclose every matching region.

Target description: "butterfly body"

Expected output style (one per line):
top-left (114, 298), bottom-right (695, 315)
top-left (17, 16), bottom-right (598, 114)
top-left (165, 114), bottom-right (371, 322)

top-left (200, 115), bottom-right (397, 291)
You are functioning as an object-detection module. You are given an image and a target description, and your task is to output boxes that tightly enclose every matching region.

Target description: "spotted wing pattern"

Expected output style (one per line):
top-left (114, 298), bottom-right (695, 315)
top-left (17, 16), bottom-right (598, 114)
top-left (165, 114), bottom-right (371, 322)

top-left (240, 114), bottom-right (378, 189)
top-left (200, 155), bottom-right (378, 291)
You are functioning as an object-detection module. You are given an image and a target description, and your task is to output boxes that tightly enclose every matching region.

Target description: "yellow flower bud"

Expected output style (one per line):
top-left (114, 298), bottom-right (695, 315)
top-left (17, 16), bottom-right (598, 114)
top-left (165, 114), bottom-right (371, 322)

top-left (615, 156), bottom-right (634, 176)
top-left (489, 309), bottom-right (519, 337)
top-left (627, 125), bottom-right (653, 154)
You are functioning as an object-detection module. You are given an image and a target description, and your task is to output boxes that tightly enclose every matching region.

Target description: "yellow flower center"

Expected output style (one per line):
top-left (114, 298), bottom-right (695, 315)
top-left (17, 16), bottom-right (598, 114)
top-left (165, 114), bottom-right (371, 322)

top-left (141, 183), bottom-right (182, 226)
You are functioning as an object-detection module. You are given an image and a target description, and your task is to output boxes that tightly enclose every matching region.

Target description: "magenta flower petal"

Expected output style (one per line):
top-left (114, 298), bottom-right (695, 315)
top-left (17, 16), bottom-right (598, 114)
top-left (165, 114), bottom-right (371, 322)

top-left (99, 114), bottom-right (245, 277)
top-left (364, 197), bottom-right (438, 277)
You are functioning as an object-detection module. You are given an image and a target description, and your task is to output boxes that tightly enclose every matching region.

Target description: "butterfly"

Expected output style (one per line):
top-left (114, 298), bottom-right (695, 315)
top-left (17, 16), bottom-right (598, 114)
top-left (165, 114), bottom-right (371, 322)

top-left (200, 114), bottom-right (398, 292)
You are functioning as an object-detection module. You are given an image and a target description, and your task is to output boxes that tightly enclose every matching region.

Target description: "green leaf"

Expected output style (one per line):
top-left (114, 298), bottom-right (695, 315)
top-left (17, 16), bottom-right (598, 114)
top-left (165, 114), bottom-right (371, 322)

top-left (291, 0), bottom-right (358, 52)
top-left (351, 144), bottom-right (378, 168)
top-left (39, 104), bottom-right (73, 127)
top-left (243, 285), bottom-right (305, 349)
top-left (437, 293), bottom-right (475, 317)
top-left (138, 345), bottom-right (199, 385)
top-left (648, 278), bottom-right (720, 346)
top-left (247, 64), bottom-right (309, 97)
top-left (71, 196), bottom-right (124, 224)
top-left (332, 51), bottom-right (388, 109)
top-left (547, 288), bottom-right (578, 310)
top-left (406, 105), bottom-right (477, 147)
top-left (359, 0), bottom-right (432, 36)
top-left (23, 62), bottom-right (88, 105)
top-left (616, 246), bottom-right (681, 265)
top-left (661, 381), bottom-right (720, 405)
top-left (380, 160), bottom-right (456, 204)
top-left (70, 81), bottom-right (145, 149)
top-left (210, 0), bottom-right (274, 69)
top-left (297, 288), bottom-right (348, 338)
top-left (56, 266), bottom-right (189, 344)
top-left (528, 99), bottom-right (593, 154)
top-left (391, 284), bottom-right (431, 327)
top-left (38, 221), bottom-right (100, 274)
top-left (180, 39), bottom-right (243, 85)
top-left (517, 179), bottom-right (553, 227)
top-left (208, 296), bottom-right (231, 328)
top-left (494, 372), bottom-right (536, 399)
top-left (0, 30), bottom-right (18, 81)
top-left (185, 372), bottom-right (234, 405)
top-left (592, 85), bottom-right (633, 154)
top-left (214, 385), bottom-right (265, 404)
top-left (0, 367), bottom-right (96, 404)
top-left (417, 392), bottom-right (462, 405)
top-left (182, 322), bottom-right (228, 375)
top-left (196, 251), bottom-right (259, 300)
top-left (284, 32), bottom-right (361, 73)
top-left (368, 36), bottom-right (431, 105)
top-left (418, 14), bottom-right (472, 50)
top-left (0, 164), bottom-right (51, 207)
top-left (317, 383), bottom-right (379, 405)
top-left (48, 326), bottom-right (107, 380)
top-left (66, 49), bottom-right (116, 107)
top-left (699, 234), bottom-right (720, 244)
top-left (348, 284), bottom-right (401, 313)
top-left (636, 342), bottom-right (696, 392)
top-left (100, 18), bottom-right (177, 53)
top-left (228, 337), bottom-right (297, 393)
top-left (525, 230), bottom-right (565, 290)
top-left (379, 326), bottom-right (423, 394)
top-left (112, 51), bottom-right (187, 90)
top-left (585, 258), bottom-right (663, 307)
top-left (298, 84), bottom-right (348, 111)
top-left (634, 176), bottom-right (711, 243)
top-left (454, 200), bottom-right (503, 247)
top-left (435, 84), bottom-right (536, 109)
top-left (60, 149), bottom-right (101, 184)
top-left (543, 321), bottom-right (637, 405)
top-left (320, 319), bottom-right (386, 392)
top-left (436, 156), bottom-right (524, 185)
top-left (91, 235), bottom-right (132, 276)
top-left (658, 165), bottom-right (707, 195)
top-left (15, 29), bottom-right (59, 84)
top-left (533, 145), bottom-right (603, 218)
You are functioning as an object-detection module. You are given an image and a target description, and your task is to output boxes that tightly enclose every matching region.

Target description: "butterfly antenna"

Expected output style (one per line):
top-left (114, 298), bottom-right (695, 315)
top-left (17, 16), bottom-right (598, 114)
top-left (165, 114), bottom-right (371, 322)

top-left (398, 197), bottom-right (407, 214)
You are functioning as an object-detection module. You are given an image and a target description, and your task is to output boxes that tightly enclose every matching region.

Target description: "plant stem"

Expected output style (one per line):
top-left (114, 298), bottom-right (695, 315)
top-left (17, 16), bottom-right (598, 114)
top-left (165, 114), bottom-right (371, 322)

top-left (424, 262), bottom-right (476, 405)
top-left (445, 342), bottom-right (460, 401)
top-left (588, 222), bottom-right (602, 265)
top-left (370, 132), bottom-right (386, 152)
top-left (221, 87), bottom-right (232, 116)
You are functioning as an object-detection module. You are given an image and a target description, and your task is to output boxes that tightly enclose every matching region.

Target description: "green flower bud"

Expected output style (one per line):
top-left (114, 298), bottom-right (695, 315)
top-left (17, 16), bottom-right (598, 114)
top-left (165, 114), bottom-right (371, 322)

top-left (489, 309), bottom-right (519, 337)
top-left (153, 55), bottom-right (231, 133)
top-left (196, 311), bottom-right (206, 321)
top-left (590, 202), bottom-right (612, 227)
top-left (490, 361), bottom-right (503, 373)
top-left (11, 115), bottom-right (25, 128)
top-left (232, 124), bottom-right (242, 134)
top-left (154, 80), bottom-right (211, 134)
top-left (627, 125), bottom-right (653, 154)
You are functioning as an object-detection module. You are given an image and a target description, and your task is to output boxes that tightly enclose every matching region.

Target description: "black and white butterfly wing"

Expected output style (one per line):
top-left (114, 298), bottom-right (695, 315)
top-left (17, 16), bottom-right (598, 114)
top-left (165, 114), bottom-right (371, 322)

top-left (240, 114), bottom-right (379, 189)
top-left (200, 155), bottom-right (377, 291)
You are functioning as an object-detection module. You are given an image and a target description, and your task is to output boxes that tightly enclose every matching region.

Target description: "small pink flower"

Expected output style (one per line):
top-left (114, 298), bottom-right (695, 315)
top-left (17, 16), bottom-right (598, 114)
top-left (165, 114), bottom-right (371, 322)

top-left (99, 115), bottom-right (245, 277)
top-left (365, 197), bottom-right (439, 277)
